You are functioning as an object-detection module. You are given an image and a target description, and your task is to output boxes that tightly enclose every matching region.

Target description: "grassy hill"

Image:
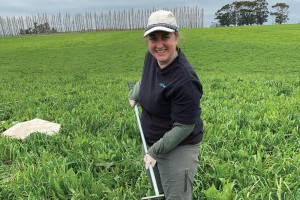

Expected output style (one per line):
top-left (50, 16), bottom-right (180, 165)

top-left (0, 24), bottom-right (299, 199)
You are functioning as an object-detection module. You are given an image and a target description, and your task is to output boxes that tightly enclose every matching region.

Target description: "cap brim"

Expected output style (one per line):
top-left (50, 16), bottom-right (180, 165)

top-left (144, 26), bottom-right (175, 37)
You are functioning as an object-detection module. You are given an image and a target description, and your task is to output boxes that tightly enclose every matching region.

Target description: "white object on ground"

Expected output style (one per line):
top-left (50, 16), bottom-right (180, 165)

top-left (2, 118), bottom-right (60, 139)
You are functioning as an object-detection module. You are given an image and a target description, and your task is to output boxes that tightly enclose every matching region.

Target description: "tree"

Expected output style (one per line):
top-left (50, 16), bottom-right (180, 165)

top-left (255, 0), bottom-right (269, 25)
top-left (215, 4), bottom-right (234, 26)
top-left (20, 22), bottom-right (54, 35)
top-left (270, 3), bottom-right (289, 24)
top-left (234, 1), bottom-right (257, 26)
top-left (215, 0), bottom-right (269, 26)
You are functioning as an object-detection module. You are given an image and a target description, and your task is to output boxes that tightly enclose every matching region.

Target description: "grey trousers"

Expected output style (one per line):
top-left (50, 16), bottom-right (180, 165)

top-left (143, 143), bottom-right (201, 200)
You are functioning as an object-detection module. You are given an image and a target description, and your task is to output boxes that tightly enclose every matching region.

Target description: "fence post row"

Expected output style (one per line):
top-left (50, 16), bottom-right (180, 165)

top-left (0, 6), bottom-right (203, 36)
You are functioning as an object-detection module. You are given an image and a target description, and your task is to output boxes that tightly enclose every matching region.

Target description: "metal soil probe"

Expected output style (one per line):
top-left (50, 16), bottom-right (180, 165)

top-left (128, 82), bottom-right (165, 200)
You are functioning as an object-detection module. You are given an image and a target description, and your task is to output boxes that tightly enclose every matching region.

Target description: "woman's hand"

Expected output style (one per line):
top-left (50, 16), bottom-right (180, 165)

top-left (129, 99), bottom-right (137, 108)
top-left (144, 154), bottom-right (157, 169)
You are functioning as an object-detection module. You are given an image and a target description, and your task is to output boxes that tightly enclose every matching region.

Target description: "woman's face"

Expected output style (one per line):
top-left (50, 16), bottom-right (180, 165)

top-left (146, 31), bottom-right (178, 67)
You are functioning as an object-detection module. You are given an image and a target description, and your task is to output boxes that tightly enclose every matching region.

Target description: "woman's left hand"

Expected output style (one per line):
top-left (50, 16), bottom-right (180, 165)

top-left (144, 154), bottom-right (157, 169)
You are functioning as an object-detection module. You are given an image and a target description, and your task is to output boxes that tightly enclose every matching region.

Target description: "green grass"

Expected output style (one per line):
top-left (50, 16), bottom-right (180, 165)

top-left (0, 24), bottom-right (300, 199)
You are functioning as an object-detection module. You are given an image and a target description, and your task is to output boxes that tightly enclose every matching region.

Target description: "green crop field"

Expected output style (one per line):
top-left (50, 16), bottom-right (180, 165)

top-left (0, 24), bottom-right (299, 199)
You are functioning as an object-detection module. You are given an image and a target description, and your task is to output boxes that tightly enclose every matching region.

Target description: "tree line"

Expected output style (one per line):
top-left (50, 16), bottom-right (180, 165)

top-left (215, 0), bottom-right (289, 26)
top-left (0, 6), bottom-right (204, 36)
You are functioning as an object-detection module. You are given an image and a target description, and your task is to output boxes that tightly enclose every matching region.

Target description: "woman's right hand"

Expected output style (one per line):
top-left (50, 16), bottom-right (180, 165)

top-left (129, 99), bottom-right (136, 108)
top-left (128, 80), bottom-right (140, 108)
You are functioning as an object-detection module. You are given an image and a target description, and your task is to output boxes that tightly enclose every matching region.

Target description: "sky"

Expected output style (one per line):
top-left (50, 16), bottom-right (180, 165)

top-left (0, 0), bottom-right (299, 27)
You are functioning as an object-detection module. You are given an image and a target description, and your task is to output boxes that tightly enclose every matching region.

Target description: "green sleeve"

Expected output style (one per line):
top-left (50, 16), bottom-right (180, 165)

top-left (147, 123), bottom-right (194, 158)
top-left (128, 80), bottom-right (141, 101)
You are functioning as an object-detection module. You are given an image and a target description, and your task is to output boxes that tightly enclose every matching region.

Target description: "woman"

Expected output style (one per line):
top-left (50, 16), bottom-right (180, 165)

top-left (128, 10), bottom-right (203, 200)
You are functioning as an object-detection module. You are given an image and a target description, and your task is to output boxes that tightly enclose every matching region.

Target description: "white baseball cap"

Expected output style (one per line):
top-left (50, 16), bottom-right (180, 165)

top-left (144, 10), bottom-right (179, 37)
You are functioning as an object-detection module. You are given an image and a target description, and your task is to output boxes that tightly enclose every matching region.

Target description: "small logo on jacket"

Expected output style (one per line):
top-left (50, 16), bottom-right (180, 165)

top-left (159, 83), bottom-right (167, 89)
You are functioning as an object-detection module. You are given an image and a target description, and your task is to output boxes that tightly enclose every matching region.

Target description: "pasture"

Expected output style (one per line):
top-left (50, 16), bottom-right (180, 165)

top-left (0, 24), bottom-right (299, 199)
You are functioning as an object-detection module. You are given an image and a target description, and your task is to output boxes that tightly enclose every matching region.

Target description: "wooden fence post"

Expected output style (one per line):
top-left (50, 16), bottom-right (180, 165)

top-left (0, 6), bottom-right (204, 36)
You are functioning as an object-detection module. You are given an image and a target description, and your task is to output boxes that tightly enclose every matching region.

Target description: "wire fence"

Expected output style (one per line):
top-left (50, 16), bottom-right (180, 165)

top-left (0, 6), bottom-right (204, 36)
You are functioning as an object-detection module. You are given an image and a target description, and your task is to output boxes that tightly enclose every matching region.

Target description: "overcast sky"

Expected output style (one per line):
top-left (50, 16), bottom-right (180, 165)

top-left (0, 0), bottom-right (299, 27)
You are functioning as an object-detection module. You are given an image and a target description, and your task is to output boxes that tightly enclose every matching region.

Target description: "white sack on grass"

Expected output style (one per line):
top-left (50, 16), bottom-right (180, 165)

top-left (3, 118), bottom-right (60, 139)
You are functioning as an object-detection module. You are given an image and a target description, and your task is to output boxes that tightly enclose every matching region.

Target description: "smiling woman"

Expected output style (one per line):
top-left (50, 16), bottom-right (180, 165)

top-left (146, 32), bottom-right (179, 69)
top-left (128, 10), bottom-right (204, 200)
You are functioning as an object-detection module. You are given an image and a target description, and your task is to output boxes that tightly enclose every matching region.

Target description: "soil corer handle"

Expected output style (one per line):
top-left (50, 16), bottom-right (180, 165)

top-left (128, 81), bottom-right (160, 196)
